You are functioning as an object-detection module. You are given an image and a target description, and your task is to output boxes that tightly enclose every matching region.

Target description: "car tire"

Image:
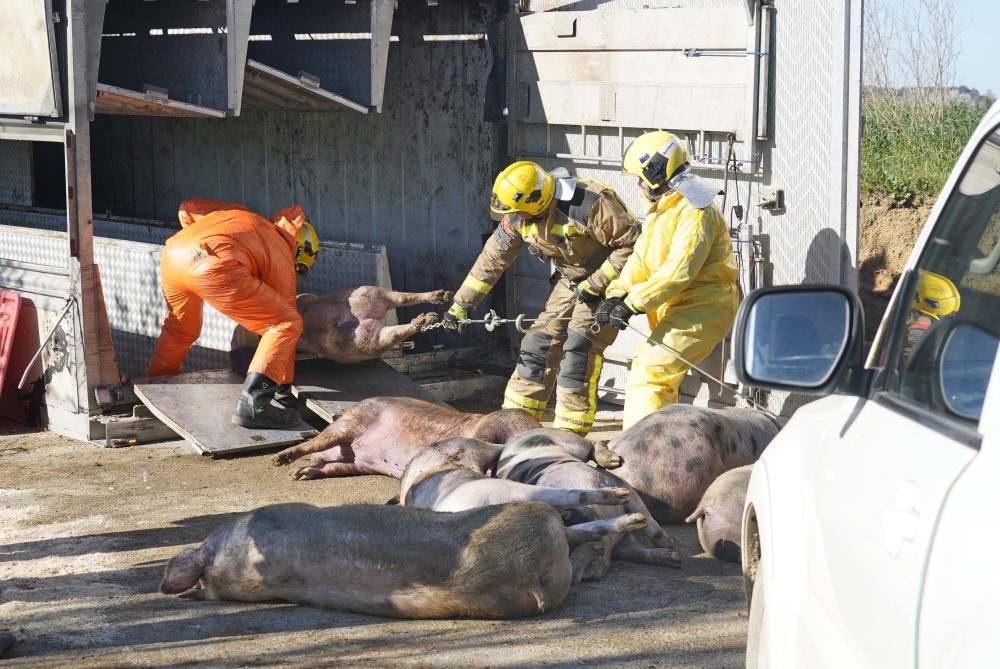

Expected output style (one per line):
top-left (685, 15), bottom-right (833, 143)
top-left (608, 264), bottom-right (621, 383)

top-left (746, 558), bottom-right (767, 669)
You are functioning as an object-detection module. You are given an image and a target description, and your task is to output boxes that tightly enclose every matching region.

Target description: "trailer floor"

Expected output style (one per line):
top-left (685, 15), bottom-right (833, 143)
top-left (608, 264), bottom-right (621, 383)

top-left (0, 413), bottom-right (747, 668)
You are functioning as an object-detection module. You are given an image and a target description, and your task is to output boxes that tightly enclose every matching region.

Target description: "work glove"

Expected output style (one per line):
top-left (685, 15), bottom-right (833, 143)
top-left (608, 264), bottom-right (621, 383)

top-left (442, 303), bottom-right (468, 333)
top-left (595, 296), bottom-right (639, 331)
top-left (574, 279), bottom-right (602, 305)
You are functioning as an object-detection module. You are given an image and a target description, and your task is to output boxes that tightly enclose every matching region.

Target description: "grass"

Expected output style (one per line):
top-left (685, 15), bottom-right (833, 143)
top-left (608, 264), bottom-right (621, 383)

top-left (861, 96), bottom-right (993, 203)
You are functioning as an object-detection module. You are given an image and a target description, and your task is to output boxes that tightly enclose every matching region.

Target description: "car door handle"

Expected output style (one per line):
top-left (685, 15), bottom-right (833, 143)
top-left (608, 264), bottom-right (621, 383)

top-left (882, 480), bottom-right (922, 559)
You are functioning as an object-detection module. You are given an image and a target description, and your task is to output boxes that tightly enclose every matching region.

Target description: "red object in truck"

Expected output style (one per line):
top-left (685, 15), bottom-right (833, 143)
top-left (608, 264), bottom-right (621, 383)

top-left (0, 290), bottom-right (23, 391)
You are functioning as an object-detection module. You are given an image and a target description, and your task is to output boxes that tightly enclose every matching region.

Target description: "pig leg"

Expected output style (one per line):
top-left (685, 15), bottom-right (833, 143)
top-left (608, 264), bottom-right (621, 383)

top-left (592, 440), bottom-right (622, 469)
top-left (355, 317), bottom-right (437, 358)
top-left (622, 492), bottom-right (677, 550)
top-left (433, 482), bottom-right (632, 513)
top-left (564, 513), bottom-right (646, 546)
top-left (293, 461), bottom-right (361, 480)
top-left (504, 484), bottom-right (632, 509)
top-left (348, 286), bottom-right (452, 320)
top-left (379, 289), bottom-right (453, 308)
top-left (569, 541), bottom-right (603, 586)
top-left (581, 536), bottom-right (616, 582)
top-left (612, 533), bottom-right (682, 568)
top-left (293, 447), bottom-right (360, 480)
top-left (271, 415), bottom-right (361, 467)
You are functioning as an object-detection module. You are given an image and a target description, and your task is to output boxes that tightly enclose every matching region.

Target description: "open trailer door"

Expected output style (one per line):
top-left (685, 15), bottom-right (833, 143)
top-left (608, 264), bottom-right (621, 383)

top-left (0, 0), bottom-right (63, 118)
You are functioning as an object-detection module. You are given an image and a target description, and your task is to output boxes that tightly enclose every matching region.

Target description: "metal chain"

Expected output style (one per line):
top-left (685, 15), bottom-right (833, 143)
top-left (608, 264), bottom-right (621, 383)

top-left (418, 309), bottom-right (778, 421)
top-left (418, 309), bottom-right (578, 334)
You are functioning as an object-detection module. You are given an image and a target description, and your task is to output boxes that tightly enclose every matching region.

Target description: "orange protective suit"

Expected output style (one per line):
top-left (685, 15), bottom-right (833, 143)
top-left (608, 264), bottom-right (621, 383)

top-left (146, 199), bottom-right (306, 384)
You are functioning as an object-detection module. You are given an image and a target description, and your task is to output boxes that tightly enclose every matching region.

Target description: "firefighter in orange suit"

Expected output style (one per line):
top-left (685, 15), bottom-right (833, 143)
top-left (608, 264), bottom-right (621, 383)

top-left (146, 198), bottom-right (320, 429)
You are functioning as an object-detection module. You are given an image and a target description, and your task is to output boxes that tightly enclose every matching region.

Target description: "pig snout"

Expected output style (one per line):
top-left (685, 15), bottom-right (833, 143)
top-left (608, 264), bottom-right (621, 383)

top-left (160, 546), bottom-right (206, 594)
top-left (693, 508), bottom-right (742, 563)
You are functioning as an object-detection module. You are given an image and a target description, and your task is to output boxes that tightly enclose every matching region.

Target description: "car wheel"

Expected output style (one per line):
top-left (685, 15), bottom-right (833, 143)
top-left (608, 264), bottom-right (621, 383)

top-left (746, 557), bottom-right (768, 669)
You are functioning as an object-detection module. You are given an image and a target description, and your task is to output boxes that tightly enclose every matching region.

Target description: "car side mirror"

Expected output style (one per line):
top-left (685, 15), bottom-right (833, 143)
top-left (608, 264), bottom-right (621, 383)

top-left (939, 322), bottom-right (999, 421)
top-left (733, 285), bottom-right (865, 395)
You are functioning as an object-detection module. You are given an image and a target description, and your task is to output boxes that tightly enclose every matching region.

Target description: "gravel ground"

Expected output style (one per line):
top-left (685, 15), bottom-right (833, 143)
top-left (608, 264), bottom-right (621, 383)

top-left (0, 403), bottom-right (747, 668)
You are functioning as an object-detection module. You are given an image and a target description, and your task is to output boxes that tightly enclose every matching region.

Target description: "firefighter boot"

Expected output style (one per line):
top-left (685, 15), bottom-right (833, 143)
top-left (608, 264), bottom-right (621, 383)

top-left (273, 384), bottom-right (298, 410)
top-left (232, 373), bottom-right (301, 428)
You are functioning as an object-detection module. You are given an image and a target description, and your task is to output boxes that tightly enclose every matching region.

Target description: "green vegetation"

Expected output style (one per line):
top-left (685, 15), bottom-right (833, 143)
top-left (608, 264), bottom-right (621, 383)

top-left (861, 97), bottom-right (994, 203)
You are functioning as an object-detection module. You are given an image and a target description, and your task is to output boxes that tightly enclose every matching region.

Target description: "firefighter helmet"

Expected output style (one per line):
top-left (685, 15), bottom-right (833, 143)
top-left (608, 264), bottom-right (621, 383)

top-left (490, 161), bottom-right (556, 220)
top-left (911, 270), bottom-right (960, 319)
top-left (295, 220), bottom-right (320, 274)
top-left (623, 131), bottom-right (690, 190)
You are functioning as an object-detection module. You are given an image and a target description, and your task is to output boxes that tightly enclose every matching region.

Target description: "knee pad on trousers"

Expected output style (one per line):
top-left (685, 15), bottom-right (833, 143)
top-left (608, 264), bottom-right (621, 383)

top-left (515, 331), bottom-right (554, 384)
top-left (556, 329), bottom-right (594, 390)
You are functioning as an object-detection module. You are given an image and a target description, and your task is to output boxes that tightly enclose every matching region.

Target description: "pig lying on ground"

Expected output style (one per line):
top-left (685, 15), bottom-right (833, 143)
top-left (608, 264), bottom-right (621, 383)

top-left (232, 286), bottom-right (451, 370)
top-left (605, 406), bottom-right (779, 524)
top-left (400, 437), bottom-right (637, 514)
top-left (271, 397), bottom-right (540, 480)
top-left (497, 429), bottom-right (681, 579)
top-left (160, 501), bottom-right (628, 619)
top-left (686, 465), bottom-right (752, 563)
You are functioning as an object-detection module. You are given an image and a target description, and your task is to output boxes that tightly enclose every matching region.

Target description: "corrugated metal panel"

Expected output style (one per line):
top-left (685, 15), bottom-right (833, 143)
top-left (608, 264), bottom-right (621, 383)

top-left (0, 141), bottom-right (33, 206)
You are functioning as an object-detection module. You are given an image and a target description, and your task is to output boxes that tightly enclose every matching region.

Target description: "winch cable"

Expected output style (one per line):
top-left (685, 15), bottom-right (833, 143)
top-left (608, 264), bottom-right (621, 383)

top-left (621, 321), bottom-right (779, 421)
top-left (422, 308), bottom-right (779, 420)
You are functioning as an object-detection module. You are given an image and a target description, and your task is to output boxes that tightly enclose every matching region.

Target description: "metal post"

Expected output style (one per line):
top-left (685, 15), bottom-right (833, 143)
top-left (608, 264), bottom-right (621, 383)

top-left (65, 0), bottom-right (120, 414)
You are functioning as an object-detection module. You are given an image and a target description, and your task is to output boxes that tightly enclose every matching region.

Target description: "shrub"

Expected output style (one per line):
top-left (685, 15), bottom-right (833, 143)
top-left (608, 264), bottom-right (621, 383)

top-left (861, 97), bottom-right (992, 203)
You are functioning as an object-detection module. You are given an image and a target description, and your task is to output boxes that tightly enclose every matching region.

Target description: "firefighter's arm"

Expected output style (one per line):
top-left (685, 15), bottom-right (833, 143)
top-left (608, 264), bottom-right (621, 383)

top-left (578, 193), bottom-right (642, 299)
top-left (451, 218), bottom-right (524, 313)
top-left (622, 210), bottom-right (713, 313)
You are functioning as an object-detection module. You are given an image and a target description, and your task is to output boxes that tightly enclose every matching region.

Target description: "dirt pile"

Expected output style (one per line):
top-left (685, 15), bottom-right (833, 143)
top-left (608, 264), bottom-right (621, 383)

top-left (857, 194), bottom-right (934, 339)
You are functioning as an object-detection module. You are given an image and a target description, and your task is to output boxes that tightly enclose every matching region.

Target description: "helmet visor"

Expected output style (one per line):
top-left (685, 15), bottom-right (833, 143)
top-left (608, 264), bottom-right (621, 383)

top-left (490, 193), bottom-right (513, 221)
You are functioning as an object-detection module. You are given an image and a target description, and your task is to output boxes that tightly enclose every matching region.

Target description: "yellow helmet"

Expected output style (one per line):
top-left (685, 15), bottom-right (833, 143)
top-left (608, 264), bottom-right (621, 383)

top-left (623, 131), bottom-right (689, 189)
top-left (490, 161), bottom-right (556, 219)
top-left (911, 270), bottom-right (960, 319)
top-left (295, 220), bottom-right (320, 274)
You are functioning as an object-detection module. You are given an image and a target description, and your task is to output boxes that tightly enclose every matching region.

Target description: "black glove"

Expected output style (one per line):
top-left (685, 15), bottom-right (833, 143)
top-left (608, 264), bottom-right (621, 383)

top-left (595, 296), bottom-right (639, 330)
top-left (574, 279), bottom-right (601, 305)
top-left (442, 303), bottom-right (468, 333)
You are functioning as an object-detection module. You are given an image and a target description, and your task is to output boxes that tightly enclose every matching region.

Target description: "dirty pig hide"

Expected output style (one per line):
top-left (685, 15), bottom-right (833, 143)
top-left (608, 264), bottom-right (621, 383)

top-left (606, 406), bottom-right (779, 524)
top-left (231, 286), bottom-right (452, 369)
top-left (160, 502), bottom-right (634, 619)
top-left (271, 397), bottom-right (540, 480)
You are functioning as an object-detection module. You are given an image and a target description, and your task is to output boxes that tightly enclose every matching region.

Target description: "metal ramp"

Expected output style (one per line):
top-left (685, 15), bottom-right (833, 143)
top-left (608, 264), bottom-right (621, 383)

top-left (291, 358), bottom-right (445, 423)
top-left (134, 358), bottom-right (443, 456)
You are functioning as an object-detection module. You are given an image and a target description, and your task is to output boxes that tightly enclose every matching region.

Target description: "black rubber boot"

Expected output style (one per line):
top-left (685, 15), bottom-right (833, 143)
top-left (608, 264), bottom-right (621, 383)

top-left (232, 373), bottom-right (301, 428)
top-left (273, 384), bottom-right (297, 410)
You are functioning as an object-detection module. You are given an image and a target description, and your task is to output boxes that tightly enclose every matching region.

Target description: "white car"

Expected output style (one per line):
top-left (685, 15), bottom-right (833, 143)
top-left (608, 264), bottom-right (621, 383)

top-left (735, 100), bottom-right (1000, 668)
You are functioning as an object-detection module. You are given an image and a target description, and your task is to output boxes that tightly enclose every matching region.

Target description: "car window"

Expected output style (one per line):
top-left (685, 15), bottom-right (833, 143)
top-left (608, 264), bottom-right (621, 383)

top-left (883, 128), bottom-right (1000, 427)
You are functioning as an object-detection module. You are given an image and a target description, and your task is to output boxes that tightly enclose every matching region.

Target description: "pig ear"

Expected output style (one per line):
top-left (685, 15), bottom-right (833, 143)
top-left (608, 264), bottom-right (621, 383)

top-left (160, 547), bottom-right (206, 594)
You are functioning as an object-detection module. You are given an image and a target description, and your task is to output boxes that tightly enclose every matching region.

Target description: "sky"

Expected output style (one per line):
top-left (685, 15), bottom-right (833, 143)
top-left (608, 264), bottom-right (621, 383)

top-left (954, 0), bottom-right (999, 95)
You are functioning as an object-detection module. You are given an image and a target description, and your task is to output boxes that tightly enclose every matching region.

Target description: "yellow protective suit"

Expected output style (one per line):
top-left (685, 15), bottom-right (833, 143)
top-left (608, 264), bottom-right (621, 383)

top-left (146, 200), bottom-right (305, 384)
top-left (606, 191), bottom-right (739, 428)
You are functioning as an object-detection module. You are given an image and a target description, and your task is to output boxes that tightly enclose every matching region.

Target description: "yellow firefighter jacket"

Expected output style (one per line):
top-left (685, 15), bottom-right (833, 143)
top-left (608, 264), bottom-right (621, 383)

top-left (606, 190), bottom-right (738, 326)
